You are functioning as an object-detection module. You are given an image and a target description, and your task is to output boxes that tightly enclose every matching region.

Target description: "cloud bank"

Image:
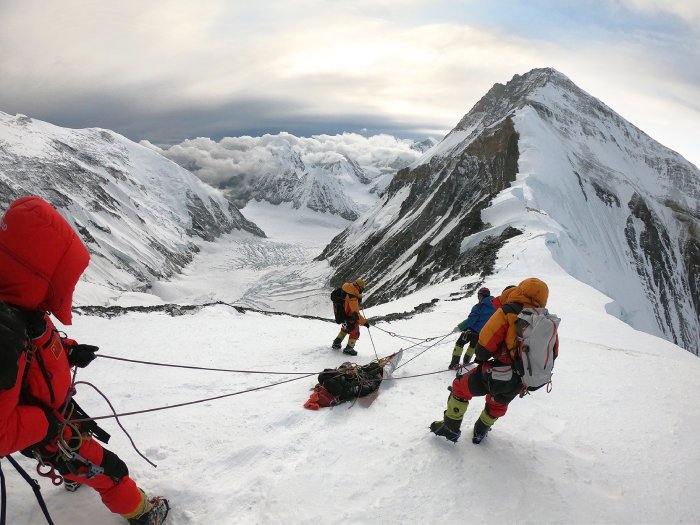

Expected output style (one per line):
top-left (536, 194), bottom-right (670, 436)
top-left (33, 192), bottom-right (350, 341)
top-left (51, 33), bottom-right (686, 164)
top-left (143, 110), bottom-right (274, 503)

top-left (1, 0), bottom-right (698, 166)
top-left (142, 132), bottom-right (422, 189)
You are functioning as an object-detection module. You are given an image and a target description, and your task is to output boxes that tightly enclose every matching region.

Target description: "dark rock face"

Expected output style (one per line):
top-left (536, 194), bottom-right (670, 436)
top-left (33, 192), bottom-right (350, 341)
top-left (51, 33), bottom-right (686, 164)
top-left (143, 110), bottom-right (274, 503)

top-left (319, 118), bottom-right (522, 306)
top-left (625, 193), bottom-right (700, 352)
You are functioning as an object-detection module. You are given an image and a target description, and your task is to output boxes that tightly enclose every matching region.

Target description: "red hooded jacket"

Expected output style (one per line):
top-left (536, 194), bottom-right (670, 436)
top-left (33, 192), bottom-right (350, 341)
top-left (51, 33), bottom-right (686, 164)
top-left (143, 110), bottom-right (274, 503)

top-left (0, 197), bottom-right (89, 455)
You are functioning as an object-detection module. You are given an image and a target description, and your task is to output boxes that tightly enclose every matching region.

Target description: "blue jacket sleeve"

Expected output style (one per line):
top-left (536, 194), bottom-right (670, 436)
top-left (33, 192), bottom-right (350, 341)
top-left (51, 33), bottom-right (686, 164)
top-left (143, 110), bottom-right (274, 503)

top-left (457, 303), bottom-right (480, 331)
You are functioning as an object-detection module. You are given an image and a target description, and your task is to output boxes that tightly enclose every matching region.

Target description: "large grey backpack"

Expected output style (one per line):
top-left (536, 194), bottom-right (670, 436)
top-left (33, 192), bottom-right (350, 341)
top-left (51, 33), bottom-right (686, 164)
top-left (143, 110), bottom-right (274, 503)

top-left (514, 307), bottom-right (560, 390)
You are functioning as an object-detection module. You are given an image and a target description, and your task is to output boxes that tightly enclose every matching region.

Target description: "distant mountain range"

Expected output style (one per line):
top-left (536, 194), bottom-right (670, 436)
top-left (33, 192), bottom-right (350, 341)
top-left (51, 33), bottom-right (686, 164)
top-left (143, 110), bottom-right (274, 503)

top-left (0, 111), bottom-right (263, 295)
top-left (318, 68), bottom-right (700, 355)
top-left (145, 133), bottom-right (435, 221)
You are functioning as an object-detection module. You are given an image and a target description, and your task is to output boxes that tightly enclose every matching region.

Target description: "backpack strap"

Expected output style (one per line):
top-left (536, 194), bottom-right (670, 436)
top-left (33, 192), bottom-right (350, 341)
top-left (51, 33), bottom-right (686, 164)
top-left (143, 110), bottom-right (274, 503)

top-left (501, 302), bottom-right (525, 362)
top-left (501, 302), bottom-right (524, 315)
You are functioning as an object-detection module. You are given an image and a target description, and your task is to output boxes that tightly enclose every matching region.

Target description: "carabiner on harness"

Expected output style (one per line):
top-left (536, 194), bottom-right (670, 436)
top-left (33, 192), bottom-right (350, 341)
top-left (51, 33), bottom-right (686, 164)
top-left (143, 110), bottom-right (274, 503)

top-left (56, 440), bottom-right (104, 479)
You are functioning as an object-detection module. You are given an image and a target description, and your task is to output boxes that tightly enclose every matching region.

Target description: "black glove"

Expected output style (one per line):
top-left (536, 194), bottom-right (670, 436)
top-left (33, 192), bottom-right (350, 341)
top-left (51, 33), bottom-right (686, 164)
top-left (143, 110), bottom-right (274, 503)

top-left (473, 343), bottom-right (490, 364)
top-left (0, 301), bottom-right (27, 390)
top-left (68, 344), bottom-right (99, 368)
top-left (365, 320), bottom-right (371, 328)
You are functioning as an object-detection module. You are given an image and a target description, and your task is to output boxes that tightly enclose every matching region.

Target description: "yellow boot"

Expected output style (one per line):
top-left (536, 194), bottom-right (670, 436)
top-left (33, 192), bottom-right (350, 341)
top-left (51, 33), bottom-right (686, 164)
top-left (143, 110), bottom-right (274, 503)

top-left (342, 338), bottom-right (358, 356)
top-left (449, 346), bottom-right (463, 369)
top-left (472, 408), bottom-right (498, 444)
top-left (429, 394), bottom-right (469, 442)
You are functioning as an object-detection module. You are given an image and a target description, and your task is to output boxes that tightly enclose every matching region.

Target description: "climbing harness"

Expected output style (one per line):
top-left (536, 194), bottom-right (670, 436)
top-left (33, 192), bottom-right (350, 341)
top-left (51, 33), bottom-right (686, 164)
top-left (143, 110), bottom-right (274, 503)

top-left (30, 404), bottom-right (103, 487)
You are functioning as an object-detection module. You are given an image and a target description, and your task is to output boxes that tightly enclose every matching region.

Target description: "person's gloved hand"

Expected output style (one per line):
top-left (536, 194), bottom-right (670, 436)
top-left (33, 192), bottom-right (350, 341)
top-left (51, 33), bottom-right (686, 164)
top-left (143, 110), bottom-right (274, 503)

top-left (365, 320), bottom-right (371, 328)
top-left (68, 344), bottom-right (99, 368)
top-left (452, 326), bottom-right (461, 333)
top-left (0, 302), bottom-right (27, 390)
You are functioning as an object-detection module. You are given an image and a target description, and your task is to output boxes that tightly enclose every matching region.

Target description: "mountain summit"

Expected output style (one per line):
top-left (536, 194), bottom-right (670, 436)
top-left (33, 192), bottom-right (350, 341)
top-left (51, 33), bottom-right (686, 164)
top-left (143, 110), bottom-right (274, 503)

top-left (319, 67), bottom-right (700, 354)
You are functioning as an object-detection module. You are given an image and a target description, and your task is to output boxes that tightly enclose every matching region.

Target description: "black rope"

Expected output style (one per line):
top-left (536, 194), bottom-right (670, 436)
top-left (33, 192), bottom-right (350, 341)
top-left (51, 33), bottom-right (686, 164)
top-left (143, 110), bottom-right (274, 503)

top-left (361, 308), bottom-right (380, 361)
top-left (95, 330), bottom-right (453, 379)
top-left (1, 456), bottom-right (55, 525)
top-left (66, 360), bottom-right (452, 424)
top-left (395, 332), bottom-right (454, 370)
top-left (386, 369), bottom-right (453, 380)
top-left (65, 324), bottom-right (456, 425)
top-left (371, 324), bottom-right (442, 343)
top-left (69, 373), bottom-right (316, 423)
top-left (97, 354), bottom-right (317, 375)
top-left (73, 381), bottom-right (156, 467)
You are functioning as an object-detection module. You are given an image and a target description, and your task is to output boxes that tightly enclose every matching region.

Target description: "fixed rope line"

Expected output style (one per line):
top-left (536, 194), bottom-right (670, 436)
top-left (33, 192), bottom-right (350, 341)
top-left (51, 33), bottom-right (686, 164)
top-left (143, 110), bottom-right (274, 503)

top-left (367, 327), bottom-right (379, 361)
top-left (97, 354), bottom-right (318, 375)
top-left (74, 381), bottom-right (156, 467)
top-left (360, 307), bottom-right (379, 360)
top-left (395, 331), bottom-right (454, 370)
top-left (97, 352), bottom-right (454, 380)
top-left (69, 373), bottom-right (316, 423)
top-left (69, 324), bottom-right (459, 425)
top-left (96, 321), bottom-right (454, 376)
top-left (386, 369), bottom-right (453, 380)
top-left (371, 324), bottom-right (446, 344)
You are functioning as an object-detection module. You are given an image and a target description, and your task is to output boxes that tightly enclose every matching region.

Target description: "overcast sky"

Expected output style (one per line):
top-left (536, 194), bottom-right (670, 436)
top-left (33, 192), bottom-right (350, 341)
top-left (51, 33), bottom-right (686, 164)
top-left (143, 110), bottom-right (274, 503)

top-left (2, 0), bottom-right (699, 167)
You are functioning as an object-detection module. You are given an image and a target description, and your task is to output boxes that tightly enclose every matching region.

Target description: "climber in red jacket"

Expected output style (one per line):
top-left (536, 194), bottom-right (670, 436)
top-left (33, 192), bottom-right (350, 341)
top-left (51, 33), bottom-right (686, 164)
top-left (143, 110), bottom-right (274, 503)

top-left (0, 196), bottom-right (168, 525)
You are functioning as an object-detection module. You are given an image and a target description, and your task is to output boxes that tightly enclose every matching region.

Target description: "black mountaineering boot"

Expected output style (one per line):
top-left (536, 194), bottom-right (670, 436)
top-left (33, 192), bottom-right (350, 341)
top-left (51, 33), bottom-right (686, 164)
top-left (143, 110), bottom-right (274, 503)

top-left (331, 338), bottom-right (342, 350)
top-left (472, 418), bottom-right (491, 444)
top-left (429, 417), bottom-right (462, 443)
top-left (63, 479), bottom-right (82, 492)
top-left (430, 394), bottom-right (468, 443)
top-left (448, 355), bottom-right (460, 370)
top-left (342, 346), bottom-right (358, 356)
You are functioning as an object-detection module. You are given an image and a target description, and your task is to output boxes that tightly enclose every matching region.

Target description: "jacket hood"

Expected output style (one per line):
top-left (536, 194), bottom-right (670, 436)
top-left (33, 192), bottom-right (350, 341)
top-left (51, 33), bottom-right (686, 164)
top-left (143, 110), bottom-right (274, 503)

top-left (342, 281), bottom-right (362, 298)
top-left (0, 197), bottom-right (89, 325)
top-left (498, 286), bottom-right (516, 306)
top-left (506, 277), bottom-right (549, 308)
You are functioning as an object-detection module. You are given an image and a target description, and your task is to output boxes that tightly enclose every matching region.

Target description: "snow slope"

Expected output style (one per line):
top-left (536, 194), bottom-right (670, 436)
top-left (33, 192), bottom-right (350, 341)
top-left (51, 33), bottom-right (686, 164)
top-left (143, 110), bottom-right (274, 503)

top-left (0, 111), bottom-right (263, 304)
top-left (5, 230), bottom-right (700, 525)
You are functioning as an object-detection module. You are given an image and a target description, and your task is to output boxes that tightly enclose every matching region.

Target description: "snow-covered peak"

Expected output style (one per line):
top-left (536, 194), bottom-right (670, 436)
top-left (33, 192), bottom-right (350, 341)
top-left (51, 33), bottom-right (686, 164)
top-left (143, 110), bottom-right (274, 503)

top-left (321, 68), bottom-right (700, 355)
top-left (0, 111), bottom-right (264, 304)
